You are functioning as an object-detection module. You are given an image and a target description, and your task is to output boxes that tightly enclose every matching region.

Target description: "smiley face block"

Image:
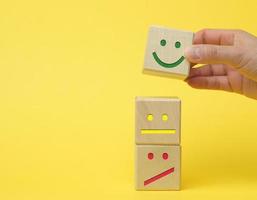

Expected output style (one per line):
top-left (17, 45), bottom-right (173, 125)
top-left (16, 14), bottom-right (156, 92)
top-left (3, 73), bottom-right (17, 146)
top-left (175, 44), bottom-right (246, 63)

top-left (135, 145), bottom-right (181, 190)
top-left (135, 97), bottom-right (180, 145)
top-left (144, 26), bottom-right (194, 79)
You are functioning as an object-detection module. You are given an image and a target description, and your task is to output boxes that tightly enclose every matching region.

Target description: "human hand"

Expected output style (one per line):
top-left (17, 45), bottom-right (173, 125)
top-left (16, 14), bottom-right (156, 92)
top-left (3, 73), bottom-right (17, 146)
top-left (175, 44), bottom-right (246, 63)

top-left (184, 29), bottom-right (257, 100)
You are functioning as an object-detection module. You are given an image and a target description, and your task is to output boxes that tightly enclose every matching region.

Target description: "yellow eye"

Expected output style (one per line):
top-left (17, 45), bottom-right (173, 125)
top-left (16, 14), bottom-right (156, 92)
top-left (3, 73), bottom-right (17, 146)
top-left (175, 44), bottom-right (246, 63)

top-left (147, 114), bottom-right (153, 121)
top-left (162, 114), bottom-right (168, 121)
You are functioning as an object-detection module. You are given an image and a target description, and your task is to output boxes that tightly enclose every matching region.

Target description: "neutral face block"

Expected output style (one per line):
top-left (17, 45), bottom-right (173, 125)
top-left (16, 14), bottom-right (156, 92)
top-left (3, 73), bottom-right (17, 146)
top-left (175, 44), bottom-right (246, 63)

top-left (144, 26), bottom-right (194, 79)
top-left (135, 97), bottom-right (180, 145)
top-left (135, 145), bottom-right (181, 190)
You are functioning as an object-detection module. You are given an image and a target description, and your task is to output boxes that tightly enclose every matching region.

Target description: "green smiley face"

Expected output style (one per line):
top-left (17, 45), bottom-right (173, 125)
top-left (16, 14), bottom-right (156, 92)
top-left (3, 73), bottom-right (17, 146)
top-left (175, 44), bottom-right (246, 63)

top-left (152, 39), bottom-right (184, 68)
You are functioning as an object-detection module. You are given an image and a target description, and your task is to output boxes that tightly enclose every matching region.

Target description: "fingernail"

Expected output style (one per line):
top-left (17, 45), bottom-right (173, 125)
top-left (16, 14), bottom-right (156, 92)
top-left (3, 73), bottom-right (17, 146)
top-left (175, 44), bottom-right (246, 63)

top-left (185, 47), bottom-right (201, 60)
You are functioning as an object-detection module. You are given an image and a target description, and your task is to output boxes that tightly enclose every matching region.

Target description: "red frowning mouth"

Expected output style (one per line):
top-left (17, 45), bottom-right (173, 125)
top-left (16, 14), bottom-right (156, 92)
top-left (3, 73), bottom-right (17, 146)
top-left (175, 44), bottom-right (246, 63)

top-left (144, 167), bottom-right (175, 186)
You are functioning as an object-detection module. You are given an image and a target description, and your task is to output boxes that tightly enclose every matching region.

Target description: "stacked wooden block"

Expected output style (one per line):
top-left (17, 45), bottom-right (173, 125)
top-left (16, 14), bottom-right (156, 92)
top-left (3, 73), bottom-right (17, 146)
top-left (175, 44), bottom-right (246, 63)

top-left (135, 97), bottom-right (181, 190)
top-left (135, 26), bottom-right (193, 190)
top-left (143, 26), bottom-right (194, 79)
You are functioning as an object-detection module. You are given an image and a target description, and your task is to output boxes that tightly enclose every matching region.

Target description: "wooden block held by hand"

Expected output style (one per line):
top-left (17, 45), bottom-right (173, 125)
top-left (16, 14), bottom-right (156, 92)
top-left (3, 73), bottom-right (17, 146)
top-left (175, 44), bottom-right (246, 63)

top-left (144, 26), bottom-right (194, 79)
top-left (135, 97), bottom-right (180, 145)
top-left (135, 145), bottom-right (181, 190)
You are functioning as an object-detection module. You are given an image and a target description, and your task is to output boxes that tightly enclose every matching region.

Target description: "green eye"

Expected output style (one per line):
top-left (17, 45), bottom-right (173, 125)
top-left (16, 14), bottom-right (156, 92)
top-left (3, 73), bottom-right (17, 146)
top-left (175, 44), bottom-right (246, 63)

top-left (160, 39), bottom-right (166, 46)
top-left (175, 41), bottom-right (181, 48)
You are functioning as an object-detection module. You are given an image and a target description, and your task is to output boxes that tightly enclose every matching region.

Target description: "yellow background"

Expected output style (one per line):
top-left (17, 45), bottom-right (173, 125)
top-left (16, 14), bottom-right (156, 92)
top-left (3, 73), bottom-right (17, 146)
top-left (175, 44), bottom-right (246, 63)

top-left (0, 0), bottom-right (257, 199)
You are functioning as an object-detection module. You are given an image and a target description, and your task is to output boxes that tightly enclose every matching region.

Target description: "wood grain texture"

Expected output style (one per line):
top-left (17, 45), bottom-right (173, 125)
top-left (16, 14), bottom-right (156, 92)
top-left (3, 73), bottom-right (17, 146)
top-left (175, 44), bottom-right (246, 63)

top-left (144, 26), bottom-right (194, 79)
top-left (135, 97), bottom-right (180, 145)
top-left (135, 145), bottom-right (181, 190)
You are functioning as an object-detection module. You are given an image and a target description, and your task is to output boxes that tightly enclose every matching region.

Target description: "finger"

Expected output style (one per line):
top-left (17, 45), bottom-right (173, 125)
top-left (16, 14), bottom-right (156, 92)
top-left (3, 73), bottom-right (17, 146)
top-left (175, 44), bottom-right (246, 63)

top-left (186, 76), bottom-right (233, 92)
top-left (193, 29), bottom-right (235, 45)
top-left (190, 62), bottom-right (197, 68)
top-left (188, 64), bottom-right (227, 78)
top-left (184, 44), bottom-right (242, 67)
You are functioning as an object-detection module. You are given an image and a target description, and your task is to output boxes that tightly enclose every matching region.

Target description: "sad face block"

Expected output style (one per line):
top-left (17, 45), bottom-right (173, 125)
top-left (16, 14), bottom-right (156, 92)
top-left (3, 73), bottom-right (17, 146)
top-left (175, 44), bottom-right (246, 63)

top-left (144, 26), bottom-right (194, 79)
top-left (135, 97), bottom-right (180, 145)
top-left (135, 145), bottom-right (181, 190)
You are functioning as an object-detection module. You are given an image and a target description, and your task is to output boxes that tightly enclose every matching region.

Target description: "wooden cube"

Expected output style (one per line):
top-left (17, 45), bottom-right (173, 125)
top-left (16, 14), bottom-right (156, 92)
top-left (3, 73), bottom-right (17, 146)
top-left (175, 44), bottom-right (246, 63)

top-left (144, 26), bottom-right (194, 79)
top-left (135, 145), bottom-right (181, 190)
top-left (135, 97), bottom-right (180, 145)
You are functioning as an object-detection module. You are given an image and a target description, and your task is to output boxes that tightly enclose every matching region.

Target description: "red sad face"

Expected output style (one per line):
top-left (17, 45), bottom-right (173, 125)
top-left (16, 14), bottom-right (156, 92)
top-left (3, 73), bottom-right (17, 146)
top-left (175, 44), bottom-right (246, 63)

top-left (147, 152), bottom-right (169, 160)
top-left (144, 152), bottom-right (174, 186)
top-left (136, 145), bottom-right (180, 190)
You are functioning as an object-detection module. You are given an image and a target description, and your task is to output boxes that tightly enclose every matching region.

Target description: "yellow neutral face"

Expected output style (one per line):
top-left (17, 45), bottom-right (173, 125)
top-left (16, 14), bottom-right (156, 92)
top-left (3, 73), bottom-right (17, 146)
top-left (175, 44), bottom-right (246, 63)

top-left (135, 97), bottom-right (180, 145)
top-left (141, 113), bottom-right (176, 134)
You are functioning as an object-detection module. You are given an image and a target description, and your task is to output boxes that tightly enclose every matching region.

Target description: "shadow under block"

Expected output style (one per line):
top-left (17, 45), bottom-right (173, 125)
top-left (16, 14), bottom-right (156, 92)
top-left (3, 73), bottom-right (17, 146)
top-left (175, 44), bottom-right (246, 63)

top-left (143, 26), bottom-right (194, 79)
top-left (135, 145), bottom-right (181, 190)
top-left (135, 97), bottom-right (180, 145)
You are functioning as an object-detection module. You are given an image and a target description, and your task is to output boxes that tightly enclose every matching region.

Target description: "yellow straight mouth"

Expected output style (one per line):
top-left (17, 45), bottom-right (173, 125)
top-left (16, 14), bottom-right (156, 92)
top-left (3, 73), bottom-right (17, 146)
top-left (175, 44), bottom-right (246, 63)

top-left (141, 129), bottom-right (176, 134)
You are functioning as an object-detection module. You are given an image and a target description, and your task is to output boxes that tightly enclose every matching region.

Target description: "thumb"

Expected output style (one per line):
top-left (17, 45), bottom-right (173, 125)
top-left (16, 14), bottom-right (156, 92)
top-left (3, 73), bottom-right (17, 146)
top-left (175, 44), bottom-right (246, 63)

top-left (184, 44), bottom-right (242, 67)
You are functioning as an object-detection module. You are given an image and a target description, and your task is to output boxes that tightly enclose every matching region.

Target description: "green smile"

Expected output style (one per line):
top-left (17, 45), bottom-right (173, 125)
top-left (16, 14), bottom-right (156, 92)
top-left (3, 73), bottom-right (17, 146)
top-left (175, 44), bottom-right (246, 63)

top-left (152, 39), bottom-right (184, 68)
top-left (152, 52), bottom-right (185, 68)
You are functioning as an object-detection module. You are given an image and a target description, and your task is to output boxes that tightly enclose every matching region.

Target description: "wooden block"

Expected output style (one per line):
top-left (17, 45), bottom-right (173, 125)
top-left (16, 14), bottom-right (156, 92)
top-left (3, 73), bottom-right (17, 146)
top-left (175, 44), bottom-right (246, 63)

top-left (135, 145), bottom-right (181, 190)
top-left (144, 26), bottom-right (194, 79)
top-left (135, 97), bottom-right (180, 145)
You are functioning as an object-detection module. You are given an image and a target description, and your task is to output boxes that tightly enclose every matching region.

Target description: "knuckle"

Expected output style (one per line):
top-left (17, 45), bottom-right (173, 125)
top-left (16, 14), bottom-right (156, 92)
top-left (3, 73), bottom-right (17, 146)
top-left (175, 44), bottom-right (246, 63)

top-left (213, 77), bottom-right (221, 90)
top-left (234, 29), bottom-right (246, 35)
top-left (233, 47), bottom-right (246, 66)
top-left (195, 29), bottom-right (211, 43)
top-left (204, 46), bottom-right (218, 58)
top-left (198, 28), bottom-right (211, 33)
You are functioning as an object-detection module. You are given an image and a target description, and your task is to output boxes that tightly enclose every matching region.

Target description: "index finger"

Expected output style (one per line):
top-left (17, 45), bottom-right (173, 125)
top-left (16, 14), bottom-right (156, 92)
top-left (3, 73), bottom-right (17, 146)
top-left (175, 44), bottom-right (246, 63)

top-left (194, 29), bottom-right (236, 45)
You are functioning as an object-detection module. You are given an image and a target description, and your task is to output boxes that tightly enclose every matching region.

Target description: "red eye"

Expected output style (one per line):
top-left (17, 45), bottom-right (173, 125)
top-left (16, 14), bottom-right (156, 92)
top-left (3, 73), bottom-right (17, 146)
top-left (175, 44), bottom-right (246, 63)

top-left (147, 152), bottom-right (154, 160)
top-left (162, 153), bottom-right (169, 160)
